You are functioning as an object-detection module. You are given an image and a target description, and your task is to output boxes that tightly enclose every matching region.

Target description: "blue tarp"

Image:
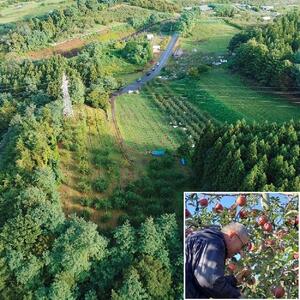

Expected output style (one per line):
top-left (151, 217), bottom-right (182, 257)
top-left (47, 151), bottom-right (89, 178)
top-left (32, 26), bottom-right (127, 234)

top-left (180, 158), bottom-right (187, 165)
top-left (151, 149), bottom-right (166, 157)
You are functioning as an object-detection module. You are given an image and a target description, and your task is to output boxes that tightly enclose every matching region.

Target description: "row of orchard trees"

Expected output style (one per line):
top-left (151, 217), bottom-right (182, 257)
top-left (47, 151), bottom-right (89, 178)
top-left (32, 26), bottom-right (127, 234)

top-left (192, 120), bottom-right (300, 191)
top-left (0, 76), bottom-right (182, 299)
top-left (185, 193), bottom-right (299, 299)
top-left (229, 10), bottom-right (300, 90)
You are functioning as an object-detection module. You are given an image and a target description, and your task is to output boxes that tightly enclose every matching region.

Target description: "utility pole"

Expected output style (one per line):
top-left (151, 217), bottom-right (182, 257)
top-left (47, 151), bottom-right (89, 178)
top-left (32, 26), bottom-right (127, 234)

top-left (61, 72), bottom-right (73, 117)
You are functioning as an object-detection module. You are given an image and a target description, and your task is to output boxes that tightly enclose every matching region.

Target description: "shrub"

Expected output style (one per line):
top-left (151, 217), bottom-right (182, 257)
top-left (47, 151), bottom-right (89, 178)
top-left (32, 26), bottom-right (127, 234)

top-left (77, 181), bottom-right (91, 193)
top-left (100, 211), bottom-right (112, 223)
top-left (93, 177), bottom-right (108, 193)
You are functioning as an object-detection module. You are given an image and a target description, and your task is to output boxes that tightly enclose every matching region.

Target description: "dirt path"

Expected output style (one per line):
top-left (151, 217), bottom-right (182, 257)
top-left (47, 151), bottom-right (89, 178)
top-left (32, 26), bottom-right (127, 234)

top-left (110, 95), bottom-right (133, 165)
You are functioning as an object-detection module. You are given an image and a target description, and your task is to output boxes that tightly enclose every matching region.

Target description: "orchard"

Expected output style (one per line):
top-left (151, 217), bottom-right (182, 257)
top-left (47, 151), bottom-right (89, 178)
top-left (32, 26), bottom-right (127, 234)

top-left (185, 193), bottom-right (299, 299)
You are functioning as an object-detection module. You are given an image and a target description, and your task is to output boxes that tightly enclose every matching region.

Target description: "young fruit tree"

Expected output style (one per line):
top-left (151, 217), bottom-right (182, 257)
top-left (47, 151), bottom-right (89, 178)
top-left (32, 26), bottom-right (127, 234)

top-left (185, 193), bottom-right (299, 299)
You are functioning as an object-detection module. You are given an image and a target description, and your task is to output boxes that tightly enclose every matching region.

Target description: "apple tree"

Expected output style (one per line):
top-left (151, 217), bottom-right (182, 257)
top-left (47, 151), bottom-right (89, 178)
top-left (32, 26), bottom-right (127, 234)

top-left (185, 193), bottom-right (299, 299)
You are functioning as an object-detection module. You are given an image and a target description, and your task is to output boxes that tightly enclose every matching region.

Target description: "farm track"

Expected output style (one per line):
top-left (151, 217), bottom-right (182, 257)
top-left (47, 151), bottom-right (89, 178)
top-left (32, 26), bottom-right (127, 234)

top-left (110, 96), bottom-right (133, 164)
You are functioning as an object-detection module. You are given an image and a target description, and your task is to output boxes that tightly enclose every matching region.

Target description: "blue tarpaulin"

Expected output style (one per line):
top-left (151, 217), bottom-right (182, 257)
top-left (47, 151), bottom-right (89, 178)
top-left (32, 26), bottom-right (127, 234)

top-left (180, 158), bottom-right (187, 165)
top-left (151, 149), bottom-right (166, 157)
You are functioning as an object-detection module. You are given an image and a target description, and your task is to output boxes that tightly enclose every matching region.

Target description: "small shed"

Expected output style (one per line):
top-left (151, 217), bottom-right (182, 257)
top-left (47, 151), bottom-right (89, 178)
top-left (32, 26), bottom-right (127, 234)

top-left (261, 5), bottom-right (274, 11)
top-left (147, 34), bottom-right (154, 40)
top-left (151, 149), bottom-right (166, 157)
top-left (262, 16), bottom-right (271, 21)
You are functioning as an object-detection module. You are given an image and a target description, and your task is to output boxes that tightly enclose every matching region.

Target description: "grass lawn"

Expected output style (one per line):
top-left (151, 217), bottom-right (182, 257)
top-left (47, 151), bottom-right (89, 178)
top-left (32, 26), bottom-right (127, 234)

top-left (0, 0), bottom-right (74, 24)
top-left (115, 92), bottom-right (184, 153)
top-left (180, 17), bottom-right (239, 54)
top-left (165, 68), bottom-right (300, 123)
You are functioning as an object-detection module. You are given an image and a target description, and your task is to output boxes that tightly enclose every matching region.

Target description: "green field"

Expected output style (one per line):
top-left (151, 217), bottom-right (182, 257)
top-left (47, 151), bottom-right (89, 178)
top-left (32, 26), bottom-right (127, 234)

top-left (159, 17), bottom-right (300, 124)
top-left (0, 0), bottom-right (74, 24)
top-left (115, 92), bottom-right (184, 153)
top-left (164, 69), bottom-right (300, 123)
top-left (181, 17), bottom-right (239, 54)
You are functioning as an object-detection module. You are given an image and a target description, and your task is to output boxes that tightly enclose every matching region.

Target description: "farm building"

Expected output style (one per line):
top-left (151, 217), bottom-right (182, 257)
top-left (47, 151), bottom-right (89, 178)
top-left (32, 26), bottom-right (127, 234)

top-left (262, 16), bottom-right (272, 21)
top-left (261, 5), bottom-right (274, 11)
top-left (199, 5), bottom-right (212, 12)
top-left (147, 34), bottom-right (154, 40)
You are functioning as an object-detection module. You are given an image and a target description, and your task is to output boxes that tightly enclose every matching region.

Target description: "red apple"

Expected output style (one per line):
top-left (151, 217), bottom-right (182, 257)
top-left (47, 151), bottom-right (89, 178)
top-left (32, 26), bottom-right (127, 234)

top-left (199, 198), bottom-right (208, 207)
top-left (295, 215), bottom-right (299, 225)
top-left (228, 263), bottom-right (237, 272)
top-left (275, 229), bottom-right (287, 239)
top-left (185, 209), bottom-right (192, 218)
top-left (248, 243), bottom-right (255, 252)
top-left (263, 222), bottom-right (273, 232)
top-left (293, 252), bottom-right (299, 259)
top-left (272, 286), bottom-right (285, 298)
top-left (215, 203), bottom-right (223, 213)
top-left (236, 195), bottom-right (247, 206)
top-left (239, 210), bottom-right (248, 219)
top-left (265, 239), bottom-right (275, 246)
top-left (258, 215), bottom-right (268, 226)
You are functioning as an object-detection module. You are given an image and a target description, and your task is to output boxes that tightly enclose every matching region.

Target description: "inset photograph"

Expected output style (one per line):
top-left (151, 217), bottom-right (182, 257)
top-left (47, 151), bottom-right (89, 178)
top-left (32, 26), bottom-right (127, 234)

top-left (184, 192), bottom-right (299, 299)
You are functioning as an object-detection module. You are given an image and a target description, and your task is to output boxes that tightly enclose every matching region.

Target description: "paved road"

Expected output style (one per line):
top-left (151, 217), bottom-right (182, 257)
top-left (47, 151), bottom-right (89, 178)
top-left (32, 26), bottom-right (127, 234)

top-left (119, 33), bottom-right (179, 94)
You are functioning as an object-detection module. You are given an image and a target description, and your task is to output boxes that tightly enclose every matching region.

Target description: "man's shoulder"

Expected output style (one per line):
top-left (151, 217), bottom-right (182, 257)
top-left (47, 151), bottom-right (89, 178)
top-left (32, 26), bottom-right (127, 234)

top-left (187, 226), bottom-right (224, 245)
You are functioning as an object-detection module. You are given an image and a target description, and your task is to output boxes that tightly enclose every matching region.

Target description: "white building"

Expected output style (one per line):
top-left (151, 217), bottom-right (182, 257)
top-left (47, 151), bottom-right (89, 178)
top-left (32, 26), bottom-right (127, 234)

top-left (261, 5), bottom-right (274, 11)
top-left (262, 16), bottom-right (271, 21)
top-left (199, 5), bottom-right (212, 12)
top-left (153, 45), bottom-right (161, 53)
top-left (147, 34), bottom-right (154, 41)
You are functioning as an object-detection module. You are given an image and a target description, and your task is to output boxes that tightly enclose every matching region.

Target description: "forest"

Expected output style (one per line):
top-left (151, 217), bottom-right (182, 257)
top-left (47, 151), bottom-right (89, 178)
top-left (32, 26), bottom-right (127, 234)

top-left (229, 11), bottom-right (300, 90)
top-left (192, 120), bottom-right (300, 191)
top-left (0, 104), bottom-right (181, 298)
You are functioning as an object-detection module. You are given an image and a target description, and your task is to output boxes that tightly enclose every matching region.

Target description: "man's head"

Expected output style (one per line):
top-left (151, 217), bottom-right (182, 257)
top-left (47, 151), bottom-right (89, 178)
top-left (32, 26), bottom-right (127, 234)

top-left (221, 222), bottom-right (250, 258)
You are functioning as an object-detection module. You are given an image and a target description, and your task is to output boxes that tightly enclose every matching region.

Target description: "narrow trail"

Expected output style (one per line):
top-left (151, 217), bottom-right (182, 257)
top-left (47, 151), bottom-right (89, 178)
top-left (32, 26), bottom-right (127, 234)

top-left (110, 95), bottom-right (133, 165)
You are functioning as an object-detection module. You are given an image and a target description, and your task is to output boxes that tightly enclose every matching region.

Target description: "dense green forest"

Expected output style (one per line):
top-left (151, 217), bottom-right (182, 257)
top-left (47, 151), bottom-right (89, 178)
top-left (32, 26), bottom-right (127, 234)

top-left (0, 105), bottom-right (182, 298)
top-left (0, 57), bottom-right (182, 300)
top-left (192, 120), bottom-right (300, 191)
top-left (229, 11), bottom-right (300, 89)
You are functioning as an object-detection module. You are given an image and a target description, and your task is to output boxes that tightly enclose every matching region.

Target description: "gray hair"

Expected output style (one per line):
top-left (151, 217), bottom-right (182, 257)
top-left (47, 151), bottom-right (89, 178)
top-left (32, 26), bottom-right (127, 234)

top-left (221, 222), bottom-right (249, 241)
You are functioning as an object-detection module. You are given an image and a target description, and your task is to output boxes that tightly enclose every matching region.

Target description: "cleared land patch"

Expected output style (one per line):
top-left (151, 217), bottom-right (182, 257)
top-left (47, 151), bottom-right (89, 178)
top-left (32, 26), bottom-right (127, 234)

top-left (59, 104), bottom-right (132, 229)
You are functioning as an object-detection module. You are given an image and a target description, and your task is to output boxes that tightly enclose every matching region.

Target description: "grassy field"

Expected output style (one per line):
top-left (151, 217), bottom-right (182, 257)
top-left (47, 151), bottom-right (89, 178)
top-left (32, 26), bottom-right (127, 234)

top-left (0, 0), bottom-right (74, 24)
top-left (159, 16), bottom-right (300, 124)
top-left (166, 69), bottom-right (300, 123)
top-left (115, 92), bottom-right (183, 154)
top-left (59, 104), bottom-right (132, 229)
top-left (180, 17), bottom-right (239, 55)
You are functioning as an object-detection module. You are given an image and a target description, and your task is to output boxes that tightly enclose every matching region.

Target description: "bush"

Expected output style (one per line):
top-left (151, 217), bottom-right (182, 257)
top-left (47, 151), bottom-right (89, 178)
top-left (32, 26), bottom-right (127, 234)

top-left (77, 181), bottom-right (91, 193)
top-left (94, 198), bottom-right (112, 210)
top-left (100, 211), bottom-right (112, 223)
top-left (117, 214), bottom-right (130, 225)
top-left (93, 177), bottom-right (108, 192)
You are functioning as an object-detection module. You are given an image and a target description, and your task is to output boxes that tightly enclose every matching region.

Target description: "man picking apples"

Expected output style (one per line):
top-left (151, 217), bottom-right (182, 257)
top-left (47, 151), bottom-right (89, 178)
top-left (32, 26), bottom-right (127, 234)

top-left (185, 222), bottom-right (250, 299)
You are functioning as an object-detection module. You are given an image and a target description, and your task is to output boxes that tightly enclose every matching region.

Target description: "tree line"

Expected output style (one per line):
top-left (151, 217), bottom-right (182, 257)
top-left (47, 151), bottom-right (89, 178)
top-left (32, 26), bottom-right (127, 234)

top-left (192, 120), bottom-right (300, 191)
top-left (0, 36), bottom-right (153, 125)
top-left (229, 10), bottom-right (300, 90)
top-left (0, 0), bottom-right (168, 53)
